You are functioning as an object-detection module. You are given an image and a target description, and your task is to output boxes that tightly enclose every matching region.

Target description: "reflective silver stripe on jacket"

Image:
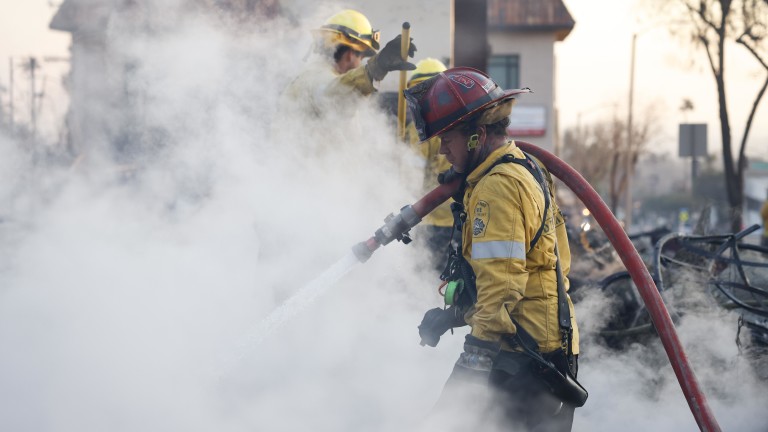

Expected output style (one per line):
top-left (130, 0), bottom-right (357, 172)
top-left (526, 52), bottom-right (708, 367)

top-left (471, 240), bottom-right (526, 260)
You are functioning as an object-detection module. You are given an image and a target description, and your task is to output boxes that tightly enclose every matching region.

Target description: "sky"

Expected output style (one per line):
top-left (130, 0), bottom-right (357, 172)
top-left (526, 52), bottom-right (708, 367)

top-left (556, 0), bottom-right (768, 159)
top-left (0, 2), bottom-right (767, 432)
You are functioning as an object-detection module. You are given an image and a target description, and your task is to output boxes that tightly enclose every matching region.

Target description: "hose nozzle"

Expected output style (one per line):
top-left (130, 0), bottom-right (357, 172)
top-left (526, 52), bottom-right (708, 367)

top-left (351, 205), bottom-right (421, 263)
top-left (374, 205), bottom-right (421, 246)
top-left (352, 240), bottom-right (376, 263)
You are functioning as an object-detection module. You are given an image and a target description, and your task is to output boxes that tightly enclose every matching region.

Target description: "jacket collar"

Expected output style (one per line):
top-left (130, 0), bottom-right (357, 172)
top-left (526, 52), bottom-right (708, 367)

top-left (466, 140), bottom-right (517, 186)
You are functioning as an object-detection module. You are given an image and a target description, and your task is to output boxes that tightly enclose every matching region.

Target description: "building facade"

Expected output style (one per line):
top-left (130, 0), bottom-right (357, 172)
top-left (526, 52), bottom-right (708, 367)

top-left (487, 0), bottom-right (574, 152)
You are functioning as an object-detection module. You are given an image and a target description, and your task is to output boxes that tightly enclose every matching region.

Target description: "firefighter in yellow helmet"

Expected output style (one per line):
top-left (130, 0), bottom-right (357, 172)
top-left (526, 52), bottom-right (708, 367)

top-left (281, 9), bottom-right (417, 117)
top-left (406, 58), bottom-right (453, 270)
top-left (409, 68), bottom-right (584, 431)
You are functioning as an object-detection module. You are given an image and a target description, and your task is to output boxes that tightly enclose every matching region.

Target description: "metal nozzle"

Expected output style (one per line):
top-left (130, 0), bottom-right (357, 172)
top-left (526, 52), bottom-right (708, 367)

top-left (352, 241), bottom-right (375, 263)
top-left (353, 205), bottom-right (422, 264)
top-left (373, 205), bottom-right (421, 246)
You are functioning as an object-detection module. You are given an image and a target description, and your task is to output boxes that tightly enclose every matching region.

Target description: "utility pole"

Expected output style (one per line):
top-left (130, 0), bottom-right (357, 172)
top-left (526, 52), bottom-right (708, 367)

top-left (624, 21), bottom-right (686, 232)
top-left (624, 33), bottom-right (637, 231)
top-left (29, 57), bottom-right (38, 139)
top-left (8, 57), bottom-right (14, 133)
top-left (0, 84), bottom-right (4, 127)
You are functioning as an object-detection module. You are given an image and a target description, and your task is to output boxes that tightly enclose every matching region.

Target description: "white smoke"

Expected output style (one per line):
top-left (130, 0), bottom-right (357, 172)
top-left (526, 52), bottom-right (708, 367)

top-left (0, 2), bottom-right (766, 432)
top-left (573, 266), bottom-right (768, 431)
top-left (0, 3), bottom-right (455, 431)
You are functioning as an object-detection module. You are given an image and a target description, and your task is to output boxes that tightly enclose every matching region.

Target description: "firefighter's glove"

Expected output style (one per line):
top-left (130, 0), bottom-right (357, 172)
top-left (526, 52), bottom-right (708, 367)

top-left (454, 335), bottom-right (500, 375)
top-left (437, 167), bottom-right (463, 185)
top-left (438, 168), bottom-right (466, 202)
top-left (418, 307), bottom-right (466, 347)
top-left (366, 35), bottom-right (417, 81)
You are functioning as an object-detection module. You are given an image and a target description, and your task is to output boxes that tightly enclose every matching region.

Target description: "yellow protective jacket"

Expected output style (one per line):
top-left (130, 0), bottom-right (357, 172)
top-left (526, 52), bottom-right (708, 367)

top-left (279, 57), bottom-right (376, 118)
top-left (462, 141), bottom-right (579, 355)
top-left (761, 200), bottom-right (768, 238)
top-left (407, 123), bottom-right (453, 228)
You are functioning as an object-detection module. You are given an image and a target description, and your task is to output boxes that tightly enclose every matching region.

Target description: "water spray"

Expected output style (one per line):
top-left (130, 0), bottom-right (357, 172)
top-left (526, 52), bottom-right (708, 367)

top-left (236, 176), bottom-right (461, 359)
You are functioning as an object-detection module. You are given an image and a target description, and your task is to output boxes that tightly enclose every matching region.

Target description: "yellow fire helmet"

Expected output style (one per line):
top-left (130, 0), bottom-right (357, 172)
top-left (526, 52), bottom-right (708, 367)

top-left (313, 9), bottom-right (380, 57)
top-left (407, 58), bottom-right (447, 88)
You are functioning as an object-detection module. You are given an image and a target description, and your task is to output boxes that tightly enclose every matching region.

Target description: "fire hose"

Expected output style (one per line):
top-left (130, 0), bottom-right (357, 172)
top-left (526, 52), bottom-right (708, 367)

top-left (352, 141), bottom-right (721, 432)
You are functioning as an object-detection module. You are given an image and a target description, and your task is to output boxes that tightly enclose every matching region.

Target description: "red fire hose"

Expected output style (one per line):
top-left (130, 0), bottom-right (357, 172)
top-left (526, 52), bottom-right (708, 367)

top-left (353, 141), bottom-right (720, 431)
top-left (515, 141), bottom-right (721, 432)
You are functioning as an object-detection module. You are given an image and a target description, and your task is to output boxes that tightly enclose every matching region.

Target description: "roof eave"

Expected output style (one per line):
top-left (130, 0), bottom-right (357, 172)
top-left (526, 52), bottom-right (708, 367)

top-left (489, 23), bottom-right (575, 41)
top-left (49, 1), bottom-right (78, 33)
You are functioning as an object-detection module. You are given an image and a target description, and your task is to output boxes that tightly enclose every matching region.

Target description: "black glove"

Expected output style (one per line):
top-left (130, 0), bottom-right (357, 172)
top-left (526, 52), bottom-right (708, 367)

top-left (437, 167), bottom-right (464, 185)
top-left (438, 167), bottom-right (467, 203)
top-left (366, 34), bottom-right (417, 81)
top-left (418, 307), bottom-right (466, 347)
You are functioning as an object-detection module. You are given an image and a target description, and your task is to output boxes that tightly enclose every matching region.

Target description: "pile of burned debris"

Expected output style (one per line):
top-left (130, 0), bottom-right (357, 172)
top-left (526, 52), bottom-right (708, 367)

top-left (568, 220), bottom-right (768, 375)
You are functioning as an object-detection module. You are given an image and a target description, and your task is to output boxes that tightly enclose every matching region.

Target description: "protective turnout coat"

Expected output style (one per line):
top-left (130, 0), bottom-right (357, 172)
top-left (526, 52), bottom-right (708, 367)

top-left (407, 123), bottom-right (453, 228)
top-left (462, 142), bottom-right (579, 355)
top-left (279, 57), bottom-right (375, 118)
top-left (761, 200), bottom-right (768, 240)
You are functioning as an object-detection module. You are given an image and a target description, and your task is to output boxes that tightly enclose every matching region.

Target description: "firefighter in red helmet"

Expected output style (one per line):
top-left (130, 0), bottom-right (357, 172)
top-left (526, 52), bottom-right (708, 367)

top-left (409, 67), bottom-right (585, 431)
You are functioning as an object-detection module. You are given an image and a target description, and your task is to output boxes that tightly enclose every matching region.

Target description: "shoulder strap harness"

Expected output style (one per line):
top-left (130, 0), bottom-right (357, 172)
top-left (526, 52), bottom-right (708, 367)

top-left (443, 150), bottom-right (573, 356)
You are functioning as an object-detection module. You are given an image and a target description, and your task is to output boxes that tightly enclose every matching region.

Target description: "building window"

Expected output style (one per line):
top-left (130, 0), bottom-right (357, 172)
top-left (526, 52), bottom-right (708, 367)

top-left (488, 55), bottom-right (519, 89)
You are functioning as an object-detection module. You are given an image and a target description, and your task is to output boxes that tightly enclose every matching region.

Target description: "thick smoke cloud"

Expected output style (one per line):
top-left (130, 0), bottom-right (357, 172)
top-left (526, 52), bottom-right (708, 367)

top-left (0, 2), bottom-right (766, 431)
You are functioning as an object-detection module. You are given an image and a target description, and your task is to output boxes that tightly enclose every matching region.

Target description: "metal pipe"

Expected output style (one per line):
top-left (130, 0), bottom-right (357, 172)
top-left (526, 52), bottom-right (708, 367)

top-left (397, 22), bottom-right (411, 141)
top-left (29, 57), bottom-right (37, 139)
top-left (624, 33), bottom-right (637, 231)
top-left (9, 57), bottom-right (14, 132)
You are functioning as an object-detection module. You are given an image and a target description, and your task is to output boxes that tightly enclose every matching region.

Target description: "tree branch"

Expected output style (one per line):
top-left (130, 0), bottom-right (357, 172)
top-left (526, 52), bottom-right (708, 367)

top-left (738, 73), bottom-right (768, 170)
top-left (699, 34), bottom-right (721, 77)
top-left (683, 1), bottom-right (724, 77)
top-left (736, 34), bottom-right (768, 70)
top-left (683, 0), bottom-right (720, 32)
top-left (735, 19), bottom-right (768, 170)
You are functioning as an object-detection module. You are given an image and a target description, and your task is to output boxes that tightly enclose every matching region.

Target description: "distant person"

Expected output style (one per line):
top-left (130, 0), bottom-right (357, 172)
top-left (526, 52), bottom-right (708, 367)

top-left (405, 58), bottom-right (453, 270)
top-left (761, 190), bottom-right (768, 247)
top-left (279, 9), bottom-right (416, 118)
top-left (678, 207), bottom-right (691, 234)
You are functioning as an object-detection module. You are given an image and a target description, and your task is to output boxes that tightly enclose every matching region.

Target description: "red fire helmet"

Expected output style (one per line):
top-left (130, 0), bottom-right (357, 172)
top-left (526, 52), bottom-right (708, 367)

top-left (403, 67), bottom-right (530, 142)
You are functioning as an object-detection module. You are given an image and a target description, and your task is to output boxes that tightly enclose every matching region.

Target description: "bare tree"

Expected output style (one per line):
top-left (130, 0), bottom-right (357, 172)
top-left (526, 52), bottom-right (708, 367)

top-left (659, 0), bottom-right (768, 231)
top-left (563, 122), bottom-right (614, 193)
top-left (563, 111), bottom-right (656, 213)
